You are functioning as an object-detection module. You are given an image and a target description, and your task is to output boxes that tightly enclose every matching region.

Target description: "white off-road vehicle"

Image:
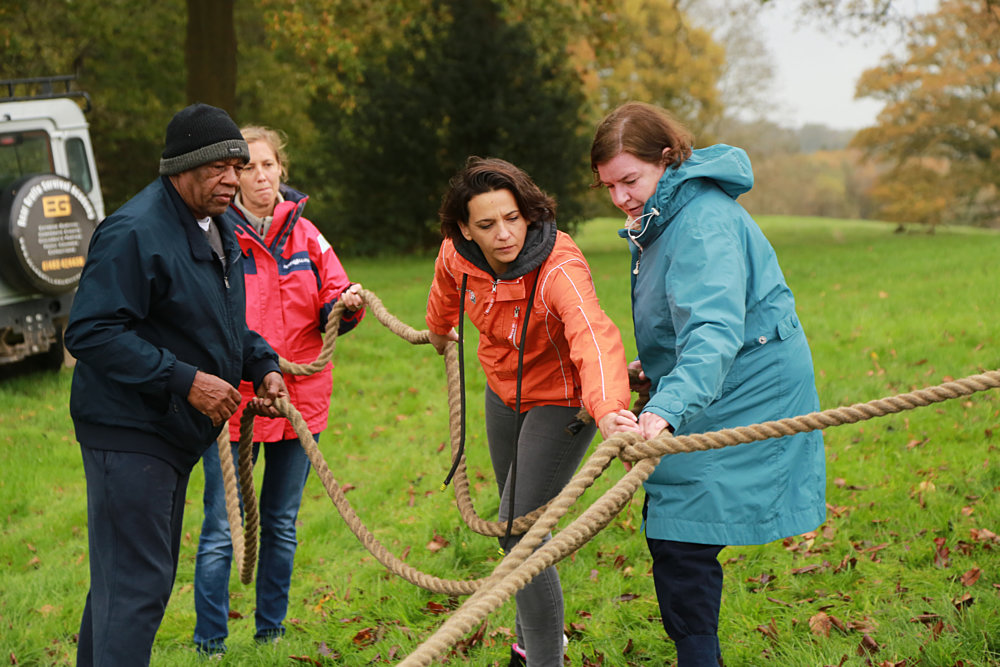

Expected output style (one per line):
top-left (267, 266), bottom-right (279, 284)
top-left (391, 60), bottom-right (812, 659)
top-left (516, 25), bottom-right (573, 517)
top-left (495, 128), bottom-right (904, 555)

top-left (0, 76), bottom-right (104, 367)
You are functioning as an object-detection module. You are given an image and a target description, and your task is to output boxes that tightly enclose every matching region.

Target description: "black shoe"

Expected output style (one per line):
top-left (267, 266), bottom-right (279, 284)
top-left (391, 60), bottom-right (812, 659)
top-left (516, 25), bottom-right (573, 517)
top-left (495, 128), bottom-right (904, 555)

top-left (509, 643), bottom-right (526, 666)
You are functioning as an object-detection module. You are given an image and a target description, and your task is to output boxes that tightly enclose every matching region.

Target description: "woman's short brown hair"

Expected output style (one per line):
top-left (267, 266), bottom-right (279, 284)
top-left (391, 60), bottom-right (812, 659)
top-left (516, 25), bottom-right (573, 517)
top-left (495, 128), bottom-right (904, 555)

top-left (439, 157), bottom-right (556, 241)
top-left (590, 102), bottom-right (694, 185)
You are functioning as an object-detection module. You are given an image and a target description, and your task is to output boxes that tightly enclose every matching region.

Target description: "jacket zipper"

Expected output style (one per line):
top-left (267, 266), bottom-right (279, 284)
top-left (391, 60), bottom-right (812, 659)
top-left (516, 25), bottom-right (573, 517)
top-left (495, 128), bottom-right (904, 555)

top-left (632, 240), bottom-right (644, 275)
top-left (483, 279), bottom-right (498, 315)
top-left (510, 306), bottom-right (520, 350)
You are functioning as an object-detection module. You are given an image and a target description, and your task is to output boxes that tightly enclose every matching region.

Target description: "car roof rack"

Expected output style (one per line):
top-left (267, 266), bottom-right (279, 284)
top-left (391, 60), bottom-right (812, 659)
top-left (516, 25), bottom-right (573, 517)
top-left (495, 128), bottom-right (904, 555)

top-left (0, 76), bottom-right (92, 112)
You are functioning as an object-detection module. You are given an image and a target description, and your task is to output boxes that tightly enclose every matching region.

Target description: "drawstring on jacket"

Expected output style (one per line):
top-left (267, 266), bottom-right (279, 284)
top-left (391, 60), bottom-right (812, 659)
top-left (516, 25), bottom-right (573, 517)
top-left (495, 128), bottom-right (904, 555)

top-left (438, 269), bottom-right (541, 556)
top-left (501, 269), bottom-right (540, 555)
top-left (627, 207), bottom-right (659, 275)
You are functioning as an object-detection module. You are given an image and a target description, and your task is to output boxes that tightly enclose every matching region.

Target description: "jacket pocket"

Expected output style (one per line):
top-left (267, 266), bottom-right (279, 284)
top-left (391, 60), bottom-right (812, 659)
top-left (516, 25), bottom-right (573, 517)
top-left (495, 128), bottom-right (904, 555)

top-left (139, 389), bottom-right (172, 416)
top-left (776, 313), bottom-right (802, 341)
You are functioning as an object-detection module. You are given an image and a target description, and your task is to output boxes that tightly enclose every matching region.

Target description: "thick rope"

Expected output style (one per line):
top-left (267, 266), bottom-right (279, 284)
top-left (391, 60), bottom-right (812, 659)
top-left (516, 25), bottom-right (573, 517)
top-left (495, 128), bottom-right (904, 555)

top-left (216, 289), bottom-right (1000, 664)
top-left (222, 290), bottom-right (539, 593)
top-left (218, 409), bottom-right (261, 585)
top-left (215, 428), bottom-right (246, 576)
top-left (222, 289), bottom-right (566, 571)
top-left (398, 370), bottom-right (1000, 665)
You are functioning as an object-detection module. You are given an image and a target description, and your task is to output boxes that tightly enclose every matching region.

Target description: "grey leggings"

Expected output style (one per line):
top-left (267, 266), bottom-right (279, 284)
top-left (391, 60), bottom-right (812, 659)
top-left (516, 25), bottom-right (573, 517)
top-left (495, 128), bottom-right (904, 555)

top-left (485, 386), bottom-right (597, 667)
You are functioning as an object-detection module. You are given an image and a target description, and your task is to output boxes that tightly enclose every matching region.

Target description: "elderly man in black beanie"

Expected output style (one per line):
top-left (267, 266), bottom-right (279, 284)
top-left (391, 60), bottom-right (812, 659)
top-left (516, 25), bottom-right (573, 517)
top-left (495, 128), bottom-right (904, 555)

top-left (66, 103), bottom-right (288, 666)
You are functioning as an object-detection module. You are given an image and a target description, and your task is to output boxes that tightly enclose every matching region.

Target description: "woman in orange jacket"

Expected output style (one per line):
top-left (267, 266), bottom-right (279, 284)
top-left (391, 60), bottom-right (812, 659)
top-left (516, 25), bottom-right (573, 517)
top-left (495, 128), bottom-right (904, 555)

top-left (426, 157), bottom-right (637, 666)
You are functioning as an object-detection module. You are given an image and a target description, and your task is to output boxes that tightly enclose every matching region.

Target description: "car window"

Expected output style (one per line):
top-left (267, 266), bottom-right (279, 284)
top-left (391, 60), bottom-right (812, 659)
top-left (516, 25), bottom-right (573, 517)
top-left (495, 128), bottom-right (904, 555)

top-left (66, 137), bottom-right (93, 193)
top-left (0, 130), bottom-right (53, 191)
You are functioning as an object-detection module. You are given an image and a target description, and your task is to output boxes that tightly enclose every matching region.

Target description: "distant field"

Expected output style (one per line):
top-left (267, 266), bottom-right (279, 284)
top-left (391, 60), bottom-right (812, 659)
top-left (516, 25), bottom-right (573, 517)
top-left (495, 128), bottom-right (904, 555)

top-left (1, 216), bottom-right (998, 665)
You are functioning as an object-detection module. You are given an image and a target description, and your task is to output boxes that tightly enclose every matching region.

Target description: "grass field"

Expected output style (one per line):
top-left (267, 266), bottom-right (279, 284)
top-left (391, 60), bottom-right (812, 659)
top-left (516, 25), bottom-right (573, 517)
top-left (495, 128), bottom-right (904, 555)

top-left (1, 215), bottom-right (998, 666)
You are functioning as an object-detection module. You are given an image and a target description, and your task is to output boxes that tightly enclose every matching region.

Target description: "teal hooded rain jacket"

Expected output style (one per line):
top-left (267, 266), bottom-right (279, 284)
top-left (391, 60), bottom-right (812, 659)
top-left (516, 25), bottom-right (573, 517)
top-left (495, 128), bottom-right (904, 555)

top-left (624, 144), bottom-right (826, 546)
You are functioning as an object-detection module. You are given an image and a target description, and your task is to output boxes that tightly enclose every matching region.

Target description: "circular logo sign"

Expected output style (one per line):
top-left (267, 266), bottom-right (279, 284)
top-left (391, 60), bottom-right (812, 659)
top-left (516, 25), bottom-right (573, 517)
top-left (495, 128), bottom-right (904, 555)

top-left (1, 174), bottom-right (99, 295)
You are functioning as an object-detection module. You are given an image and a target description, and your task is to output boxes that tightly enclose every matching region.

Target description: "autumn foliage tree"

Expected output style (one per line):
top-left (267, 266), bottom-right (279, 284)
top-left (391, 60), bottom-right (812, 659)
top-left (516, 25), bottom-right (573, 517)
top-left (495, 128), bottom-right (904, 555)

top-left (851, 0), bottom-right (1000, 228)
top-left (303, 0), bottom-right (593, 254)
top-left (2, 0), bottom-right (728, 246)
top-left (592, 0), bottom-right (725, 129)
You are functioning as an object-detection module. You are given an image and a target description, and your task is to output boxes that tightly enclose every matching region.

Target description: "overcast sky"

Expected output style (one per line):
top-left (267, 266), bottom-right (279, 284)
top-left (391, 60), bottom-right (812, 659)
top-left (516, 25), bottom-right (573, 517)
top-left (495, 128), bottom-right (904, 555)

top-left (755, 1), bottom-right (935, 130)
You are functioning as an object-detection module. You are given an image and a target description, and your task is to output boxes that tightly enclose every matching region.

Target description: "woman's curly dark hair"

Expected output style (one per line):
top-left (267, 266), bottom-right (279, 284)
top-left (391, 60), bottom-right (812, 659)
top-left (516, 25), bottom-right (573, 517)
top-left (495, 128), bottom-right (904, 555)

top-left (439, 157), bottom-right (556, 241)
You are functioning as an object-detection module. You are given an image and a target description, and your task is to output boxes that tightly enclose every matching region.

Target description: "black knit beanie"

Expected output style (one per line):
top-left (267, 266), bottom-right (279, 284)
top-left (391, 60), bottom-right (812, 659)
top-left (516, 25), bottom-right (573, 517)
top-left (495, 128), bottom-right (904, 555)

top-left (159, 103), bottom-right (250, 175)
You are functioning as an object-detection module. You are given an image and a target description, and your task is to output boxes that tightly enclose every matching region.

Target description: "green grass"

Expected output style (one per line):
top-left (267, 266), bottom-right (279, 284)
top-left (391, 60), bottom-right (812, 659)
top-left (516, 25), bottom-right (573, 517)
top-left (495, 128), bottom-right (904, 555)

top-left (1, 215), bottom-right (999, 665)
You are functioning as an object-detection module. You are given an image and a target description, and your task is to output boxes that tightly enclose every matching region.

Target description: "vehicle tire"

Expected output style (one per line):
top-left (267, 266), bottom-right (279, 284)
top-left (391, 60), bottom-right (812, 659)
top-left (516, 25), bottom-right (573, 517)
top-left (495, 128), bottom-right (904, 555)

top-left (0, 174), bottom-right (99, 295)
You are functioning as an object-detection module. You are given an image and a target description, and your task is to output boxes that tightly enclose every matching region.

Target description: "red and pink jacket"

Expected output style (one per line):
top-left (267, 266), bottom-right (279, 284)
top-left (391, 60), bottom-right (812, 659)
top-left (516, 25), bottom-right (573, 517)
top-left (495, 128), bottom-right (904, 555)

top-left (225, 186), bottom-right (363, 442)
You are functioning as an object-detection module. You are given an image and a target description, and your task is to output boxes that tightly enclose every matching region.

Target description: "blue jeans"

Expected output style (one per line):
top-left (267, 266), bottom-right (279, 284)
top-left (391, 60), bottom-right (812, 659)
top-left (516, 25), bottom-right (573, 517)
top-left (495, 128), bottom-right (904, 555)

top-left (484, 387), bottom-right (595, 667)
top-left (77, 447), bottom-right (189, 667)
top-left (192, 435), bottom-right (314, 651)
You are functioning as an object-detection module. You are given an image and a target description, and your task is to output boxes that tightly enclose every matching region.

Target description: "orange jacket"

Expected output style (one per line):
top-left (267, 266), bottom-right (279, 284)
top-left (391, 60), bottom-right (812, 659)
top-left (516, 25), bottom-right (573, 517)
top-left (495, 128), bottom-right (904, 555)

top-left (426, 229), bottom-right (630, 422)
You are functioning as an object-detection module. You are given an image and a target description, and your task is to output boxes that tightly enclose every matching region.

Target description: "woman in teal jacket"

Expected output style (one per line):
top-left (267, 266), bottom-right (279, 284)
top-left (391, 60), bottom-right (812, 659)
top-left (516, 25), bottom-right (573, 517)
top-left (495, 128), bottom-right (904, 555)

top-left (591, 102), bottom-right (826, 666)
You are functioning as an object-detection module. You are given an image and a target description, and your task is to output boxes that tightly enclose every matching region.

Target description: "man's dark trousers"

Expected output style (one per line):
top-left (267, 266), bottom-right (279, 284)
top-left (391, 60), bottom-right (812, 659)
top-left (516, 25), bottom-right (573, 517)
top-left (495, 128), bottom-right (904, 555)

top-left (77, 447), bottom-right (189, 666)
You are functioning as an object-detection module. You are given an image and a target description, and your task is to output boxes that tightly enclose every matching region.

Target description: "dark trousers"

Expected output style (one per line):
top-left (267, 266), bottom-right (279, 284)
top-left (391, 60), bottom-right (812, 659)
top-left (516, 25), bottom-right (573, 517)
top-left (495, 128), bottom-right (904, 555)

top-left (645, 501), bottom-right (725, 666)
top-left (484, 386), bottom-right (595, 666)
top-left (77, 448), bottom-right (189, 667)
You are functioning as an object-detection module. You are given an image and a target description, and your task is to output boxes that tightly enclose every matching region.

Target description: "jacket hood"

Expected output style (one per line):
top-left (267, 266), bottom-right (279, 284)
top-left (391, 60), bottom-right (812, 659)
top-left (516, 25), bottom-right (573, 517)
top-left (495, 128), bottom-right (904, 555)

top-left (621, 144), bottom-right (754, 246)
top-left (454, 218), bottom-right (557, 280)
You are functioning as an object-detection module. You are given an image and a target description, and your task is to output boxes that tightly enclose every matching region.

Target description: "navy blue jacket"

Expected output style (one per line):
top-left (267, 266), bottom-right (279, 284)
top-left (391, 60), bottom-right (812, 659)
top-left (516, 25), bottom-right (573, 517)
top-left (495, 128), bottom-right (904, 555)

top-left (65, 176), bottom-right (280, 471)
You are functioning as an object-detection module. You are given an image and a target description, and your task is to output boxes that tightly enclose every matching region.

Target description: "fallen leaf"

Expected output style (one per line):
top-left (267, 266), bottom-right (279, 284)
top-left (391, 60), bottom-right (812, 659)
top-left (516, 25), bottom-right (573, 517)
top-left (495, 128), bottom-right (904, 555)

top-left (755, 617), bottom-right (779, 642)
top-left (960, 568), bottom-right (982, 587)
top-left (613, 593), bottom-right (639, 603)
top-left (424, 601), bottom-right (447, 615)
top-left (833, 554), bottom-right (857, 573)
top-left (810, 612), bottom-right (833, 637)
top-left (933, 537), bottom-right (950, 568)
top-left (352, 627), bottom-right (375, 646)
top-left (970, 527), bottom-right (999, 545)
top-left (856, 634), bottom-right (880, 655)
top-left (952, 593), bottom-right (974, 611)
top-left (849, 618), bottom-right (877, 634)
top-left (426, 534), bottom-right (449, 552)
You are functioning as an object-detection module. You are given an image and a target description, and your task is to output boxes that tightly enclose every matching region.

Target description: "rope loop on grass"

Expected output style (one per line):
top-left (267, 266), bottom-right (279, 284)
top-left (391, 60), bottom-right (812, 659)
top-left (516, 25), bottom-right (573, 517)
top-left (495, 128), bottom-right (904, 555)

top-left (216, 288), bottom-right (1000, 665)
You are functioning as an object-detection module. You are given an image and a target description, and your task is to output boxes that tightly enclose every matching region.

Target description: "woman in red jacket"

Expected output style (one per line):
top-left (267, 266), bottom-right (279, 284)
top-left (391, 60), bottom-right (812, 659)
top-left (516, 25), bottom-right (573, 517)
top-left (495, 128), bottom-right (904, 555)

top-left (426, 157), bottom-right (638, 666)
top-left (193, 126), bottom-right (365, 654)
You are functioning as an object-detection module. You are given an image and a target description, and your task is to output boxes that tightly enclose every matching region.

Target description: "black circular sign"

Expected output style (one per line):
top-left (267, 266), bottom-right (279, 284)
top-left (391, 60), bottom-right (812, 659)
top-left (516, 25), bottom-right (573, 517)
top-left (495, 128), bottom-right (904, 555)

top-left (0, 174), bottom-right (99, 295)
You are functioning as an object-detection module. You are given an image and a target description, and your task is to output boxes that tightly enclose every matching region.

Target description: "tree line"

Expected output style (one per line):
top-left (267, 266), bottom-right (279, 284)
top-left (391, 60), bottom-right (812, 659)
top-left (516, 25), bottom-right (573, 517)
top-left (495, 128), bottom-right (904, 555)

top-left (2, 0), bottom-right (996, 252)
